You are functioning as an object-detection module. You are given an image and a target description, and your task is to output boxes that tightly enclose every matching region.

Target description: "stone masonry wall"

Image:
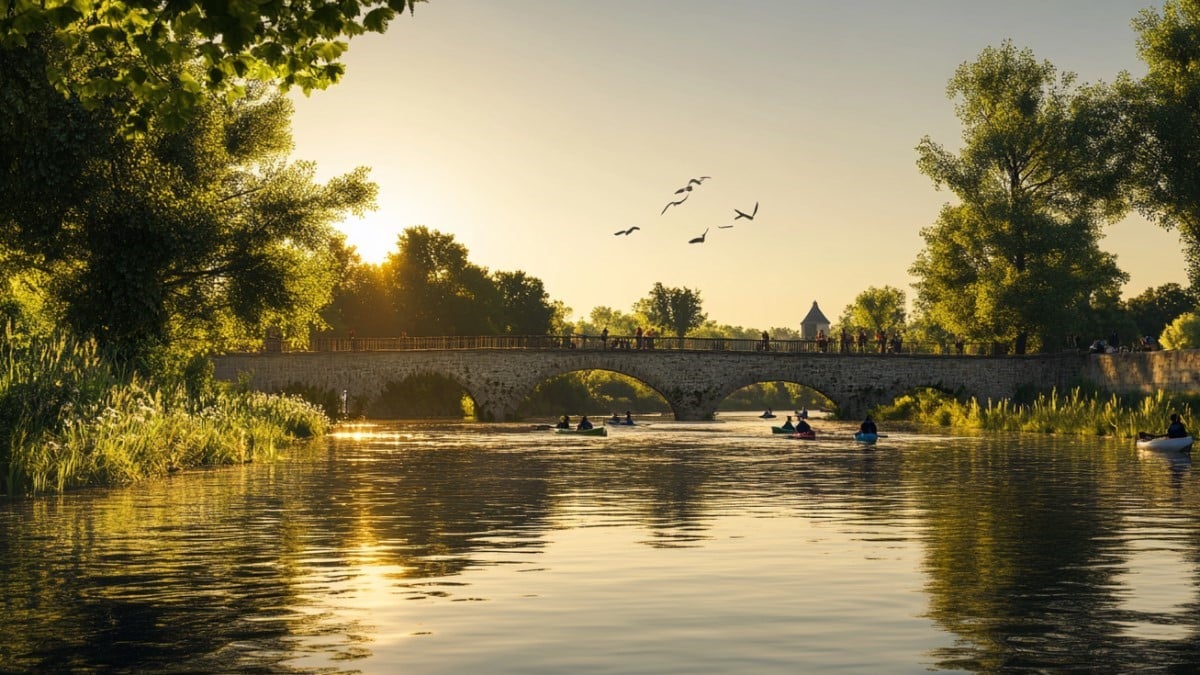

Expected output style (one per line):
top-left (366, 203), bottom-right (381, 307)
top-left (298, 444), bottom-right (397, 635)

top-left (213, 349), bottom-right (1085, 421)
top-left (1081, 350), bottom-right (1200, 394)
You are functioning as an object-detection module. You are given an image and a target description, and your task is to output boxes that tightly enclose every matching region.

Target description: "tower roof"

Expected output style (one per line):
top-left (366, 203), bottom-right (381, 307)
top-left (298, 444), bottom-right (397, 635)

top-left (800, 301), bottom-right (830, 325)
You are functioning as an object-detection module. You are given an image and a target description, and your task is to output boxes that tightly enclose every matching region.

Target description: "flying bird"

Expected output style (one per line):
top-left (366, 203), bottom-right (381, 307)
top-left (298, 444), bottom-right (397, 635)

top-left (688, 228), bottom-right (709, 244)
top-left (734, 202), bottom-right (759, 220)
top-left (674, 176), bottom-right (712, 194)
top-left (661, 195), bottom-right (689, 215)
top-left (717, 224), bottom-right (735, 229)
top-left (613, 226), bottom-right (641, 236)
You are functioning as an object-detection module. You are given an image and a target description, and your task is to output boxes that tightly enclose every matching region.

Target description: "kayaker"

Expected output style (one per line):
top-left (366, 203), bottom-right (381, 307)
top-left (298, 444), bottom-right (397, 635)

top-left (610, 412), bottom-right (621, 423)
top-left (555, 415), bottom-right (570, 429)
top-left (780, 416), bottom-right (795, 431)
top-left (795, 417), bottom-right (812, 433)
top-left (1167, 414), bottom-right (1188, 439)
top-left (860, 415), bottom-right (878, 435)
top-left (624, 411), bottom-right (634, 424)
top-left (577, 415), bottom-right (594, 431)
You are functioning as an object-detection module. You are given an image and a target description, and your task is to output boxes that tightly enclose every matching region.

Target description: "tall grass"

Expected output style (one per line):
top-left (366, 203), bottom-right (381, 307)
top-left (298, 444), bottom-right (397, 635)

top-left (873, 386), bottom-right (1193, 439)
top-left (2, 334), bottom-right (328, 496)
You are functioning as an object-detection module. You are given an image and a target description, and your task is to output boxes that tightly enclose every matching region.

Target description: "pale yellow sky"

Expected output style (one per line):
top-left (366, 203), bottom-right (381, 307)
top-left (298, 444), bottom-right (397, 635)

top-left (289, 0), bottom-right (1184, 330)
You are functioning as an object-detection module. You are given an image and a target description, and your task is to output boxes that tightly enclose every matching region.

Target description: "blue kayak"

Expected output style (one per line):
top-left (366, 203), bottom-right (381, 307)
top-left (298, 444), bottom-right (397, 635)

top-left (854, 432), bottom-right (878, 443)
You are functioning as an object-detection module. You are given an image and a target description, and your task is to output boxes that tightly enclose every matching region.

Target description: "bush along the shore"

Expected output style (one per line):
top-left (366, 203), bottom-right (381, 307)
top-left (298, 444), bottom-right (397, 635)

top-left (872, 386), bottom-right (1193, 438)
top-left (1, 335), bottom-right (329, 496)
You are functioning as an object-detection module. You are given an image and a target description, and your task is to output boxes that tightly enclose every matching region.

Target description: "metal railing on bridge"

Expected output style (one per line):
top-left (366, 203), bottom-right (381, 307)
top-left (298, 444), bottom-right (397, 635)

top-left (276, 334), bottom-right (1013, 356)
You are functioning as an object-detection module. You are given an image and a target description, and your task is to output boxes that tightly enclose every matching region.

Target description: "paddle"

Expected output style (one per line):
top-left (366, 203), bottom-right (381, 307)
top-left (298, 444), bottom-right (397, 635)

top-left (1138, 431), bottom-right (1163, 441)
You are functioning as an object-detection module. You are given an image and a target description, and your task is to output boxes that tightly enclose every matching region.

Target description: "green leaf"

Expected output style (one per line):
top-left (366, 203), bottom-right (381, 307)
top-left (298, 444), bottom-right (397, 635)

top-left (362, 6), bottom-right (393, 32)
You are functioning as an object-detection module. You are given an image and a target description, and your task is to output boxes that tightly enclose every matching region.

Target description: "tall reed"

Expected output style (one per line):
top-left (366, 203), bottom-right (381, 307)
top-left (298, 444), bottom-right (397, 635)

top-left (2, 334), bottom-right (328, 496)
top-left (873, 386), bottom-right (1192, 438)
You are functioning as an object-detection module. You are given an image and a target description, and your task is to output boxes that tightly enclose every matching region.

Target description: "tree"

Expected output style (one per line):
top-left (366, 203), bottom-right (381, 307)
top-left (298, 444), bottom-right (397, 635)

top-left (912, 42), bottom-right (1129, 354)
top-left (493, 270), bottom-right (555, 335)
top-left (0, 0), bottom-right (425, 131)
top-left (837, 286), bottom-right (907, 334)
top-left (386, 227), bottom-right (498, 336)
top-left (320, 242), bottom-right (398, 337)
top-left (1123, 283), bottom-right (1196, 338)
top-left (0, 37), bottom-right (377, 362)
top-left (384, 227), bottom-right (558, 337)
top-left (1123, 0), bottom-right (1200, 291)
top-left (1160, 311), bottom-right (1200, 349)
top-left (634, 283), bottom-right (707, 338)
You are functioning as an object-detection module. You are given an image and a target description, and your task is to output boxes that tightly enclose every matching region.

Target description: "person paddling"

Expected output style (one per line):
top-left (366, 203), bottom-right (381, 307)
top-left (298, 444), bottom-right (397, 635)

top-left (860, 415), bottom-right (878, 435)
top-left (780, 415), bottom-right (795, 432)
top-left (1167, 413), bottom-right (1188, 439)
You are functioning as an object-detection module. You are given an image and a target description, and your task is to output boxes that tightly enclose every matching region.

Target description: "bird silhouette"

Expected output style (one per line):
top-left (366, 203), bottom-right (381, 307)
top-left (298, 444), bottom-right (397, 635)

top-left (674, 176), bottom-right (711, 194)
top-left (661, 195), bottom-right (689, 215)
top-left (688, 228), bottom-right (709, 244)
top-left (717, 224), bottom-right (734, 229)
top-left (613, 226), bottom-right (641, 236)
top-left (733, 201), bottom-right (759, 220)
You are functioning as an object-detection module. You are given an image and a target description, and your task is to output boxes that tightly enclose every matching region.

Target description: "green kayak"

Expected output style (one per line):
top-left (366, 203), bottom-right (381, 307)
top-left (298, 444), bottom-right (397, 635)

top-left (554, 427), bottom-right (608, 437)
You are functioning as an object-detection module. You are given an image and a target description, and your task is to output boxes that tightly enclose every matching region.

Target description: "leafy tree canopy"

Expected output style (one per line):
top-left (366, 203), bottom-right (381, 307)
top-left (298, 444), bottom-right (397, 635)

top-left (912, 41), bottom-right (1129, 354)
top-left (1160, 311), bottom-right (1200, 349)
top-left (0, 0), bottom-right (424, 131)
top-left (382, 226), bottom-right (558, 337)
top-left (633, 282), bottom-right (707, 338)
top-left (0, 35), bottom-right (377, 363)
top-left (1123, 0), bottom-right (1200, 290)
top-left (1123, 282), bottom-right (1196, 339)
top-left (837, 285), bottom-right (907, 335)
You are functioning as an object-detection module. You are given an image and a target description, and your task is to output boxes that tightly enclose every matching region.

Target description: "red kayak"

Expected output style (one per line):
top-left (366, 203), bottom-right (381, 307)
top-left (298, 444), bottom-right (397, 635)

top-left (787, 430), bottom-right (816, 440)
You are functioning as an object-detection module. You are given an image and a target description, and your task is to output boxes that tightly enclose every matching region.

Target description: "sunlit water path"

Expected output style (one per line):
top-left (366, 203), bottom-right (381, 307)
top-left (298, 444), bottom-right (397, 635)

top-left (3, 413), bottom-right (1199, 672)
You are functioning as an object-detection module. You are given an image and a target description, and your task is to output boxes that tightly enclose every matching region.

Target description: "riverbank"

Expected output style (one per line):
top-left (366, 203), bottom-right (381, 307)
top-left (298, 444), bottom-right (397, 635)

top-left (872, 386), bottom-right (1195, 438)
top-left (2, 335), bottom-right (328, 496)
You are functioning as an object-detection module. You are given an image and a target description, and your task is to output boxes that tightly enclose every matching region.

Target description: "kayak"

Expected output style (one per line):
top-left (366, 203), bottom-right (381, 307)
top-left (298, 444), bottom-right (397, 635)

top-left (605, 420), bottom-right (637, 426)
top-left (771, 426), bottom-right (797, 434)
top-left (854, 432), bottom-right (878, 443)
top-left (759, 413), bottom-right (777, 419)
top-left (787, 430), bottom-right (816, 440)
top-left (555, 427), bottom-right (607, 437)
top-left (1136, 435), bottom-right (1192, 452)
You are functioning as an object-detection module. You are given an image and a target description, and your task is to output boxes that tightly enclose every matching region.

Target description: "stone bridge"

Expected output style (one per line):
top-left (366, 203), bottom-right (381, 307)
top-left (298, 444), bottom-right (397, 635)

top-left (212, 348), bottom-right (1090, 421)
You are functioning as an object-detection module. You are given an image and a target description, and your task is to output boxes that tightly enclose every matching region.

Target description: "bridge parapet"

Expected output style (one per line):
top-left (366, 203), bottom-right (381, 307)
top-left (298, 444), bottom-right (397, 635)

top-left (295, 334), bottom-right (1011, 356)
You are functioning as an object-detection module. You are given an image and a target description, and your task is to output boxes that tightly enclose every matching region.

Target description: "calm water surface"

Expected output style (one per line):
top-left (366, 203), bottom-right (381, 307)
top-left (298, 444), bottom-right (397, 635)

top-left (2, 413), bottom-right (1199, 673)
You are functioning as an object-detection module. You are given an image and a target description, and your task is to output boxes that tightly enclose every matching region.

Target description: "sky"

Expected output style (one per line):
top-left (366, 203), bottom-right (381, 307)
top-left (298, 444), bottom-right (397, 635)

top-left (288, 0), bottom-right (1185, 331)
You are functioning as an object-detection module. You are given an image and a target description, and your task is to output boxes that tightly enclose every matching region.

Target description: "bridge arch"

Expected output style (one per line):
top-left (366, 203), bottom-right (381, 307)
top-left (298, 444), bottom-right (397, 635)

top-left (516, 367), bottom-right (671, 418)
top-left (212, 349), bottom-right (1084, 421)
top-left (718, 378), bottom-right (836, 414)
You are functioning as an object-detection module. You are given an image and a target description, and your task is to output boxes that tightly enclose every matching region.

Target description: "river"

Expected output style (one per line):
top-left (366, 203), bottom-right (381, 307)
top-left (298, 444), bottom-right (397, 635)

top-left (1, 413), bottom-right (1198, 673)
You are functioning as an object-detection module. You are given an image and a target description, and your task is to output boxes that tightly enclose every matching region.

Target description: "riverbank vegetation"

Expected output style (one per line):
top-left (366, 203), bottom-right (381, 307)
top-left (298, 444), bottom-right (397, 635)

top-left (1, 334), bottom-right (328, 496)
top-left (873, 387), bottom-right (1194, 439)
